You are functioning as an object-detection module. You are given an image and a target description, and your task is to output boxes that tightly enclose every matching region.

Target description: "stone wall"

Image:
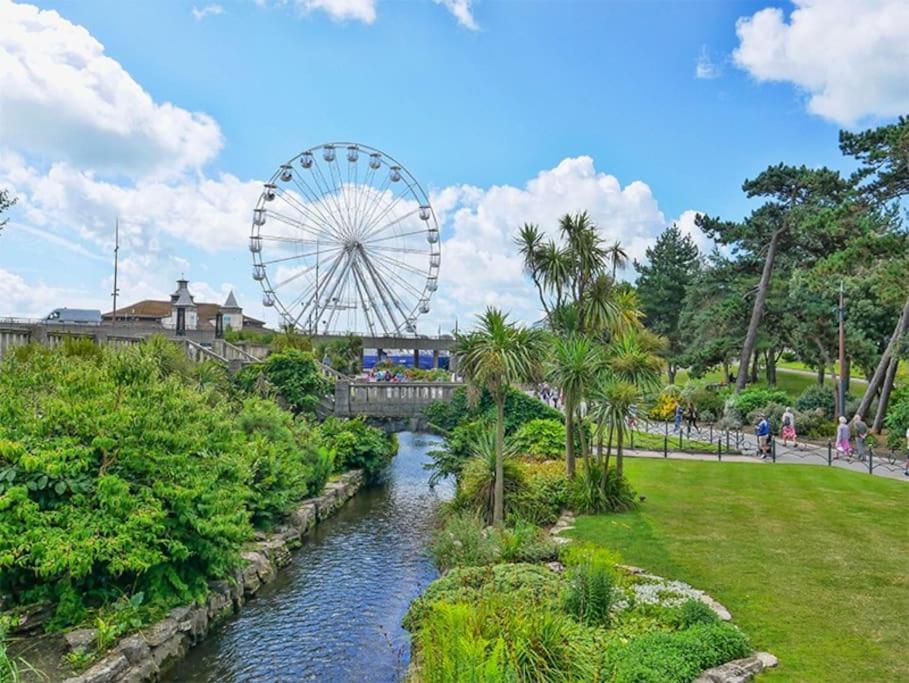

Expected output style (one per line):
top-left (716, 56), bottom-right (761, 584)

top-left (61, 470), bottom-right (364, 683)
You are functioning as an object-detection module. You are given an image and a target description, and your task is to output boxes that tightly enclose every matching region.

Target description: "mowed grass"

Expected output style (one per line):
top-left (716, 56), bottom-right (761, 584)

top-left (567, 459), bottom-right (908, 682)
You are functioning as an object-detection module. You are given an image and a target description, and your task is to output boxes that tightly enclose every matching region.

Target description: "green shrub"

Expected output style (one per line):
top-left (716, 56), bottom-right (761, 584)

top-left (511, 419), bottom-right (565, 459)
top-left (430, 512), bottom-right (501, 571)
top-left (562, 552), bottom-right (617, 626)
top-left (732, 388), bottom-right (789, 416)
top-left (423, 386), bottom-right (562, 435)
top-left (673, 599), bottom-right (720, 628)
top-left (884, 386), bottom-right (909, 449)
top-left (609, 622), bottom-right (750, 683)
top-left (318, 416), bottom-right (396, 479)
top-left (233, 350), bottom-right (330, 414)
top-left (457, 429), bottom-right (526, 525)
top-left (559, 542), bottom-right (621, 570)
top-left (497, 521), bottom-right (560, 564)
top-left (425, 418), bottom-right (492, 486)
top-left (569, 467), bottom-right (637, 514)
top-left (795, 385), bottom-right (836, 419)
top-left (509, 461), bottom-right (570, 526)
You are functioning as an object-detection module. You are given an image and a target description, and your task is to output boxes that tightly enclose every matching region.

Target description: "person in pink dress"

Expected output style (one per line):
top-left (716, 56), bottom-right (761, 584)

top-left (780, 407), bottom-right (798, 447)
top-left (834, 416), bottom-right (852, 459)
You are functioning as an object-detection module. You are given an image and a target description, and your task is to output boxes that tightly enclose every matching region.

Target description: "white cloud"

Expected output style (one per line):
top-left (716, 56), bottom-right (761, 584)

top-left (0, 266), bottom-right (107, 317)
top-left (428, 157), bottom-right (704, 327)
top-left (695, 45), bottom-right (719, 79)
top-left (192, 4), bottom-right (224, 21)
top-left (733, 0), bottom-right (909, 125)
top-left (433, 0), bottom-right (479, 31)
top-left (294, 0), bottom-right (376, 24)
top-left (0, 0), bottom-right (223, 177)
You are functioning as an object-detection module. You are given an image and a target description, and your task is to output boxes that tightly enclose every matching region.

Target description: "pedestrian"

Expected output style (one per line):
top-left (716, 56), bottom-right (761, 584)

top-left (673, 403), bottom-right (683, 433)
top-left (755, 413), bottom-right (771, 459)
top-left (852, 415), bottom-right (869, 462)
top-left (684, 402), bottom-right (698, 437)
top-left (903, 425), bottom-right (909, 477)
top-left (780, 407), bottom-right (798, 447)
top-left (834, 416), bottom-right (852, 459)
top-left (628, 403), bottom-right (638, 431)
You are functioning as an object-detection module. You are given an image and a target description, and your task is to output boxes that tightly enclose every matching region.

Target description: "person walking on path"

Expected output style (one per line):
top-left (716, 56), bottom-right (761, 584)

top-left (756, 414), bottom-right (771, 459)
top-left (903, 425), bottom-right (909, 477)
top-left (673, 403), bottom-right (683, 433)
top-left (781, 407), bottom-right (798, 447)
top-left (852, 415), bottom-right (869, 462)
top-left (684, 402), bottom-right (698, 437)
top-left (834, 416), bottom-right (852, 459)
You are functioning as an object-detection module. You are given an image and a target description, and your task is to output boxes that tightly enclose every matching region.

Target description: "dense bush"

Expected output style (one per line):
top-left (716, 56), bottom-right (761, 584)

top-left (0, 341), bottom-right (361, 632)
top-left (511, 418), bottom-right (565, 459)
top-left (608, 622), bottom-right (751, 682)
top-left (673, 598), bottom-right (720, 629)
top-left (318, 416), bottom-right (397, 480)
top-left (509, 461), bottom-right (570, 526)
top-left (422, 386), bottom-right (562, 435)
top-left (883, 386), bottom-right (909, 449)
top-left (430, 513), bottom-right (558, 572)
top-left (233, 349), bottom-right (330, 414)
top-left (795, 385), bottom-right (836, 419)
top-left (569, 467), bottom-right (637, 514)
top-left (732, 388), bottom-right (789, 416)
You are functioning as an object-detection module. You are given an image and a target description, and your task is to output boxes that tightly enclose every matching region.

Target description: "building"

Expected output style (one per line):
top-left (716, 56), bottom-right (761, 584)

top-left (102, 279), bottom-right (265, 334)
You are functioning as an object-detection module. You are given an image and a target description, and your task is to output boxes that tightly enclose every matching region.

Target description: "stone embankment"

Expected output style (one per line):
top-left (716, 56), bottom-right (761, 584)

top-left (62, 470), bottom-right (364, 683)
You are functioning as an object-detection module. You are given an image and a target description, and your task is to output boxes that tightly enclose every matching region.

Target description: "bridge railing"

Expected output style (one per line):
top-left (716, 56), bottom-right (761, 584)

top-left (334, 380), bottom-right (462, 417)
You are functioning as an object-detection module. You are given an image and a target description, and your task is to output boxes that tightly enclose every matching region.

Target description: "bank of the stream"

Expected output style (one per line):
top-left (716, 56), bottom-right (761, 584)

top-left (164, 431), bottom-right (452, 682)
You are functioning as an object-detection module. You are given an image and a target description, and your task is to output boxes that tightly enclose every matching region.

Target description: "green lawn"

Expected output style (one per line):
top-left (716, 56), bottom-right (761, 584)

top-left (567, 459), bottom-right (908, 682)
top-left (672, 367), bottom-right (864, 399)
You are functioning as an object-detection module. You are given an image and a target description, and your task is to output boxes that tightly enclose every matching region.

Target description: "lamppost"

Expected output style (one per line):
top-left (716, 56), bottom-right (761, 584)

top-left (837, 281), bottom-right (847, 418)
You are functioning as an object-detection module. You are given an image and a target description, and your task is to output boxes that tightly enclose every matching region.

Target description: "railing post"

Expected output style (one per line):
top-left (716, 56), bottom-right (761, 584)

top-left (827, 441), bottom-right (832, 466)
top-left (868, 448), bottom-right (873, 474)
top-left (726, 430), bottom-right (730, 452)
top-left (771, 437), bottom-right (776, 463)
top-left (678, 430), bottom-right (682, 450)
top-left (717, 438), bottom-right (722, 462)
top-left (710, 424), bottom-right (713, 443)
top-left (663, 434), bottom-right (668, 458)
top-left (630, 429), bottom-right (635, 450)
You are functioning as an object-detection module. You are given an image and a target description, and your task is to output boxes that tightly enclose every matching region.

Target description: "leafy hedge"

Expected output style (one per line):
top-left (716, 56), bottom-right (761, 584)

top-left (232, 349), bottom-right (331, 414)
top-left (511, 419), bottom-right (565, 459)
top-left (0, 341), bottom-right (392, 632)
top-left (884, 386), bottom-right (909, 449)
top-left (422, 386), bottom-right (562, 434)
top-left (319, 416), bottom-right (397, 479)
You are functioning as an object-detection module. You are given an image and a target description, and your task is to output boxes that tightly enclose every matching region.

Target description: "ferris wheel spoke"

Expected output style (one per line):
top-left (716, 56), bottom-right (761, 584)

top-left (287, 172), bottom-right (347, 241)
top-left (362, 228), bottom-right (427, 245)
top-left (358, 248), bottom-right (406, 332)
top-left (359, 247), bottom-right (413, 333)
top-left (359, 187), bottom-right (410, 239)
top-left (302, 160), bottom-right (349, 240)
top-left (259, 234), bottom-right (324, 246)
top-left (265, 210), bottom-right (335, 242)
top-left (351, 259), bottom-right (379, 336)
top-left (360, 206), bottom-right (422, 243)
top-left (367, 245), bottom-right (430, 255)
top-left (261, 243), bottom-right (343, 266)
top-left (327, 156), bottom-right (355, 240)
top-left (312, 159), bottom-right (355, 239)
top-left (312, 251), bottom-right (355, 331)
top-left (351, 163), bottom-right (375, 236)
top-left (354, 173), bottom-right (392, 237)
top-left (365, 248), bottom-right (432, 279)
top-left (272, 261), bottom-right (322, 290)
top-left (273, 188), bottom-right (342, 243)
top-left (368, 255), bottom-right (426, 300)
top-left (293, 249), bottom-right (347, 329)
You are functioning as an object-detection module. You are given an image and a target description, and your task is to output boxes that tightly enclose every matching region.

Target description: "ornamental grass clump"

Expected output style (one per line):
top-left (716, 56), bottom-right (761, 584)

top-left (562, 556), bottom-right (618, 627)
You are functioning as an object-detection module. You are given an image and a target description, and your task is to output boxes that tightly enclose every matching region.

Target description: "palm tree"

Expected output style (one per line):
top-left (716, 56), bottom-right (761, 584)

top-left (546, 334), bottom-right (603, 479)
top-left (606, 241), bottom-right (629, 281)
top-left (455, 308), bottom-right (546, 526)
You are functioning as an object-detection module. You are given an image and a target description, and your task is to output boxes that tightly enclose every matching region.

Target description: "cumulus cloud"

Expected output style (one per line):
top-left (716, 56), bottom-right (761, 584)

top-left (433, 0), bottom-right (479, 31)
top-left (0, 0), bottom-right (223, 177)
top-left (0, 266), bottom-right (108, 317)
top-left (695, 45), bottom-right (719, 79)
top-left (733, 0), bottom-right (909, 125)
top-left (294, 0), bottom-right (377, 24)
top-left (427, 157), bottom-right (705, 326)
top-left (192, 4), bottom-right (224, 21)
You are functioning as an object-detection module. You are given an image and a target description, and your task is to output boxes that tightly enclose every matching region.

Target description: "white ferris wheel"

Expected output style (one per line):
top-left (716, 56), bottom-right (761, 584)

top-left (249, 142), bottom-right (441, 335)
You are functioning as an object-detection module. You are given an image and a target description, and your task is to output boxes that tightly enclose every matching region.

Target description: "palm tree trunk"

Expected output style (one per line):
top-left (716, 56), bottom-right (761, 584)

top-left (601, 422), bottom-right (613, 498)
top-left (616, 425), bottom-right (625, 479)
top-left (735, 228), bottom-right (783, 392)
top-left (577, 406), bottom-right (590, 475)
top-left (565, 403), bottom-right (576, 479)
top-left (494, 394), bottom-right (505, 526)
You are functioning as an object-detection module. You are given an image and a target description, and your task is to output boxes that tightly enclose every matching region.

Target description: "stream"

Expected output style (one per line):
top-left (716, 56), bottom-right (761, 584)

top-left (164, 431), bottom-right (451, 682)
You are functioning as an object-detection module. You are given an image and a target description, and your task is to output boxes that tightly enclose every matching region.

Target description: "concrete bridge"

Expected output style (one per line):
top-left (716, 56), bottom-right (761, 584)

top-left (330, 380), bottom-right (461, 420)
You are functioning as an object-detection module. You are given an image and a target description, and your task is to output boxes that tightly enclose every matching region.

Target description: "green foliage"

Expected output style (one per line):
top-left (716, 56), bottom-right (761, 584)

top-left (423, 386), bottom-right (562, 436)
top-left (673, 598), bottom-right (720, 629)
top-left (884, 386), bottom-right (909, 449)
top-left (425, 418), bottom-right (491, 486)
top-left (429, 513), bottom-right (558, 572)
top-left (795, 385), bottom-right (836, 420)
top-left (569, 467), bottom-right (637, 514)
top-left (0, 340), bottom-right (344, 632)
top-left (318, 417), bottom-right (396, 480)
top-left (458, 436), bottom-right (526, 526)
top-left (511, 418), bottom-right (565, 459)
top-left (233, 350), bottom-right (330, 414)
top-left (732, 388), bottom-right (789, 416)
top-left (509, 461), bottom-right (569, 526)
top-left (563, 556), bottom-right (617, 626)
top-left (608, 622), bottom-right (750, 683)
top-left (315, 335), bottom-right (361, 374)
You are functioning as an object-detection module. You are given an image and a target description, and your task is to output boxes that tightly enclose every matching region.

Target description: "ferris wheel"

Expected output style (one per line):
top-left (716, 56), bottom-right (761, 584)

top-left (249, 142), bottom-right (441, 335)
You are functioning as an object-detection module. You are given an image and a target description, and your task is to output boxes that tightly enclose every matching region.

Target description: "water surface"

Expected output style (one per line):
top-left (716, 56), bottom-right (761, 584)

top-left (166, 431), bottom-right (450, 682)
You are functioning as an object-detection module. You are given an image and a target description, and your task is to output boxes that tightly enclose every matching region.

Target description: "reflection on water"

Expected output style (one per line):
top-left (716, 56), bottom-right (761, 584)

top-left (165, 432), bottom-right (451, 683)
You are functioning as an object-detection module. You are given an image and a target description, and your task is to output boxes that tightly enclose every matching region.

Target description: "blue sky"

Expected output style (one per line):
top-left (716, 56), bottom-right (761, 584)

top-left (1, 0), bottom-right (907, 330)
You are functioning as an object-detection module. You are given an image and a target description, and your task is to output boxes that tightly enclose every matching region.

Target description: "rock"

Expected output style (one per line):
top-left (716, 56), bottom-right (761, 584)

top-left (177, 604), bottom-right (209, 642)
top-left (289, 504), bottom-right (316, 532)
top-left (119, 658), bottom-right (159, 683)
top-left (545, 561), bottom-right (565, 574)
top-left (275, 524), bottom-right (302, 547)
top-left (150, 633), bottom-right (188, 669)
top-left (206, 585), bottom-right (233, 621)
top-left (64, 627), bottom-right (97, 654)
top-left (69, 653), bottom-right (130, 683)
top-left (697, 662), bottom-right (753, 683)
top-left (167, 606), bottom-right (192, 623)
top-left (755, 652), bottom-right (779, 669)
top-left (729, 656), bottom-right (764, 674)
top-left (701, 594), bottom-right (732, 621)
top-left (141, 618), bottom-right (178, 648)
top-left (115, 634), bottom-right (151, 666)
top-left (258, 538), bottom-right (292, 568)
